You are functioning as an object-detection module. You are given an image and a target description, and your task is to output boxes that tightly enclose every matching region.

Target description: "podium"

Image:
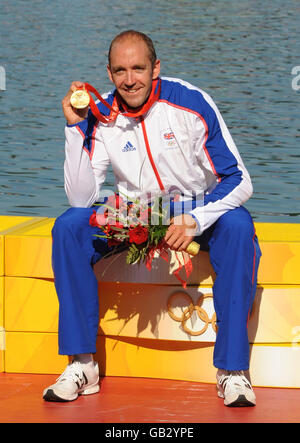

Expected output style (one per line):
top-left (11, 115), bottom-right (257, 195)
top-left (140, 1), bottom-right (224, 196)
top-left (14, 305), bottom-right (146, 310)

top-left (1, 215), bottom-right (300, 388)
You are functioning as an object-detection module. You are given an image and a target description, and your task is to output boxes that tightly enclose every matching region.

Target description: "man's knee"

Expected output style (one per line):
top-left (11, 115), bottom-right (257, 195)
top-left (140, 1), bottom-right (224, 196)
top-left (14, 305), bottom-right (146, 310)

top-left (217, 207), bottom-right (254, 238)
top-left (52, 207), bottom-right (93, 236)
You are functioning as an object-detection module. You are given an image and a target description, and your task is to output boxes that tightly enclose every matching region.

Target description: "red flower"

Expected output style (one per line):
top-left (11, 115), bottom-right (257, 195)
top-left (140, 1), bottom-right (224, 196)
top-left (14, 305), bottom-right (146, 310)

top-left (114, 221), bottom-right (124, 229)
top-left (89, 210), bottom-right (99, 227)
top-left (128, 225), bottom-right (149, 244)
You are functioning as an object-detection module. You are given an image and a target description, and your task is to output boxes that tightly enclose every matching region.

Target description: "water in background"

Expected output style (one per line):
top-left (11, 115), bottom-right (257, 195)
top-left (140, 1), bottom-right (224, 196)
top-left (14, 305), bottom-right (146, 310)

top-left (0, 0), bottom-right (300, 222)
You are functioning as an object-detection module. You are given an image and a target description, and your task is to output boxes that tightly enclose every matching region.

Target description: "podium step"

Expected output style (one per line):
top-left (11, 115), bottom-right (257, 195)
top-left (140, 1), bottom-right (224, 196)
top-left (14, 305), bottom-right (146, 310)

top-left (1, 216), bottom-right (300, 389)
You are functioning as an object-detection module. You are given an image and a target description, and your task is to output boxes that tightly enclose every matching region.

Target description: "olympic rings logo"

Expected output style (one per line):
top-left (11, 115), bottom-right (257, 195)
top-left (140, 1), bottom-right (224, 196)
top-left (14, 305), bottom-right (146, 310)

top-left (167, 291), bottom-right (217, 336)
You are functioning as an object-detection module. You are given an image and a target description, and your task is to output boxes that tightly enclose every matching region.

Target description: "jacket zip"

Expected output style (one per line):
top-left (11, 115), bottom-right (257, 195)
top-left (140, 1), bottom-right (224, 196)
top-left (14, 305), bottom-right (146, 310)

top-left (140, 116), bottom-right (165, 191)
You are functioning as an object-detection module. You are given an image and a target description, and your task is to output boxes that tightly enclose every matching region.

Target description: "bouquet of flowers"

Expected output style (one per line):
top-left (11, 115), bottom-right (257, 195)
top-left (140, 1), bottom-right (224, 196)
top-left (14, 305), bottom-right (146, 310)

top-left (89, 193), bottom-right (199, 286)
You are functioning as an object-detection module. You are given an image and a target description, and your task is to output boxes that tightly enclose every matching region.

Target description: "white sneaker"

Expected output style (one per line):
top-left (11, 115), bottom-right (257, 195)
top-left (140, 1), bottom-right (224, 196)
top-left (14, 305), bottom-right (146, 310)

top-left (43, 360), bottom-right (100, 402)
top-left (216, 370), bottom-right (256, 407)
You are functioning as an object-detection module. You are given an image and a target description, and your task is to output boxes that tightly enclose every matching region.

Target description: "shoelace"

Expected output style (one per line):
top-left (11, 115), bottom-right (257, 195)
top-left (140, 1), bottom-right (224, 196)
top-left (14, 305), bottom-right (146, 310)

top-left (55, 361), bottom-right (87, 389)
top-left (219, 371), bottom-right (252, 392)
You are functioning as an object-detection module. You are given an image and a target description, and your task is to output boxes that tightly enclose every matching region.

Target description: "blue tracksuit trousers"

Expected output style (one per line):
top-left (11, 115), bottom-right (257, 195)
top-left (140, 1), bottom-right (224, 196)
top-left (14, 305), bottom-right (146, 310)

top-left (52, 205), bottom-right (261, 371)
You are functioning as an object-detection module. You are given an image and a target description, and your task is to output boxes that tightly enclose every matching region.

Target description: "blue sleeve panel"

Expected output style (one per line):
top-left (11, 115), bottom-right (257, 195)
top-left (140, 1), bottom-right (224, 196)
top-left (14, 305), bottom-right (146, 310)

top-left (66, 91), bottom-right (116, 155)
top-left (159, 78), bottom-right (244, 207)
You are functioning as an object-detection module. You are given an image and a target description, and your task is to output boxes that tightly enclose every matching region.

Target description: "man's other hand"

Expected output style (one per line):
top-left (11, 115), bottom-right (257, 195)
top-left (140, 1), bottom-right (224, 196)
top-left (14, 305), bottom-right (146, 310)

top-left (164, 214), bottom-right (197, 252)
top-left (62, 81), bottom-right (89, 126)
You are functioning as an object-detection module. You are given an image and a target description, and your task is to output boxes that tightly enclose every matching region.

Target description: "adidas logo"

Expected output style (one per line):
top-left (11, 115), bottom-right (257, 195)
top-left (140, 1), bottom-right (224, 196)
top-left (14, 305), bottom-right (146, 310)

top-left (122, 141), bottom-right (136, 152)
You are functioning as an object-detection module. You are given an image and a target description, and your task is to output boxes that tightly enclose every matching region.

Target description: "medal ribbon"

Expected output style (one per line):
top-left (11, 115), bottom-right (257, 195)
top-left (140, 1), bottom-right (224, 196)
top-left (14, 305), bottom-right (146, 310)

top-left (79, 79), bottom-right (161, 123)
top-left (145, 241), bottom-right (193, 289)
top-left (172, 251), bottom-right (193, 289)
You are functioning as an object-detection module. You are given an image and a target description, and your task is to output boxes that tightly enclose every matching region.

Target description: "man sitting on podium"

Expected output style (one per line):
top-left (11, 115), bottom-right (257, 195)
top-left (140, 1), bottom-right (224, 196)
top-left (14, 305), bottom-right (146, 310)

top-left (43, 30), bottom-right (261, 407)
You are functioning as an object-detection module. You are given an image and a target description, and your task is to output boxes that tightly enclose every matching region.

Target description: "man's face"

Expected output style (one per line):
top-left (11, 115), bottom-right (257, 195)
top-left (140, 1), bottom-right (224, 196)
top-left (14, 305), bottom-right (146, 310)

top-left (107, 37), bottom-right (160, 109)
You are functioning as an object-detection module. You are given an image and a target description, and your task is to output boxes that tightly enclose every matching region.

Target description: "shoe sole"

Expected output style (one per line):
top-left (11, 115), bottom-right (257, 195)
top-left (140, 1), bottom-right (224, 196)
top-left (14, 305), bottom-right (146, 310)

top-left (43, 383), bottom-right (100, 402)
top-left (43, 389), bottom-right (71, 402)
top-left (217, 389), bottom-right (256, 407)
top-left (225, 394), bottom-right (256, 407)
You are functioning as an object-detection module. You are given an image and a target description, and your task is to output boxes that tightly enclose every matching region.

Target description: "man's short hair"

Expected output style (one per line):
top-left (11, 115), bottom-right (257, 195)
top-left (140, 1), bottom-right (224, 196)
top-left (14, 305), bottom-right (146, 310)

top-left (108, 30), bottom-right (157, 67)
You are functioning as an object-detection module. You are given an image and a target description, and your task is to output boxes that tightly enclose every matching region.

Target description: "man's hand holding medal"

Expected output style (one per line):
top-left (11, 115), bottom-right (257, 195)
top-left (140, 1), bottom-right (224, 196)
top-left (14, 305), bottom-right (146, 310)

top-left (62, 81), bottom-right (90, 126)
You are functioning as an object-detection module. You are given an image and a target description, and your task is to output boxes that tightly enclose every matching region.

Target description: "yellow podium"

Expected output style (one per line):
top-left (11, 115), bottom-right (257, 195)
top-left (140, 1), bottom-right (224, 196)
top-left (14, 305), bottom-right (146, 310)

top-left (1, 215), bottom-right (300, 389)
top-left (0, 215), bottom-right (47, 372)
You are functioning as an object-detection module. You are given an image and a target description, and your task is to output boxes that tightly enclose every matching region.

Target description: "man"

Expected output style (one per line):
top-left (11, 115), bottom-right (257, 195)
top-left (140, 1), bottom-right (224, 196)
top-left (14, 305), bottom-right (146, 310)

top-left (43, 30), bottom-right (261, 406)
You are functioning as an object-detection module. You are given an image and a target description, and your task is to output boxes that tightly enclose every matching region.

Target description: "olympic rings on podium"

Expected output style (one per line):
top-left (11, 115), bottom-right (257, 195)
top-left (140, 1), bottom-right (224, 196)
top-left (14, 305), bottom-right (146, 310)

top-left (167, 291), bottom-right (217, 336)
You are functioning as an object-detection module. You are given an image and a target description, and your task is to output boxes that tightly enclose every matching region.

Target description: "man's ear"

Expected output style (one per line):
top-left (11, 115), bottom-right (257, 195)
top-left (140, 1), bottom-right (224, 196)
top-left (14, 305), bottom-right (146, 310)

top-left (107, 64), bottom-right (114, 83)
top-left (152, 59), bottom-right (161, 80)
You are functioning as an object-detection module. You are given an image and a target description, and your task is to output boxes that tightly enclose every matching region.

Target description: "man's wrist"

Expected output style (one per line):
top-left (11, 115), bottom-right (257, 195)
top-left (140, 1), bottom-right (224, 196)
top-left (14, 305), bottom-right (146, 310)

top-left (66, 118), bottom-right (85, 127)
top-left (189, 213), bottom-right (201, 236)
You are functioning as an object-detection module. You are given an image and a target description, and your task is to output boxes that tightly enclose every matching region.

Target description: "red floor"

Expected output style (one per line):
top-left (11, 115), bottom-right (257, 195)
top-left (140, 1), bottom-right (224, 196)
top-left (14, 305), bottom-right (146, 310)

top-left (0, 373), bottom-right (299, 423)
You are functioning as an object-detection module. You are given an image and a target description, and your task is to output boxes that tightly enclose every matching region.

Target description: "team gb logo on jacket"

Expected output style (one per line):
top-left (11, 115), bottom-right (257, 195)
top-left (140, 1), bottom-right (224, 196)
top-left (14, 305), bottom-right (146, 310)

top-left (161, 128), bottom-right (178, 150)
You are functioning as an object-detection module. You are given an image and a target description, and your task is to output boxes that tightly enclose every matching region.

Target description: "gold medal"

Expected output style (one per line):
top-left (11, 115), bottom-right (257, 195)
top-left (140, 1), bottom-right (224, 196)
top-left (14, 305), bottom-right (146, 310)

top-left (70, 89), bottom-right (90, 109)
top-left (186, 241), bottom-right (200, 256)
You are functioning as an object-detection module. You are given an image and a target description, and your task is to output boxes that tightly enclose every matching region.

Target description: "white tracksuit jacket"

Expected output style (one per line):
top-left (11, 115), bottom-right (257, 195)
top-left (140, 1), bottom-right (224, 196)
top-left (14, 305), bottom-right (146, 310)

top-left (64, 77), bottom-right (253, 235)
